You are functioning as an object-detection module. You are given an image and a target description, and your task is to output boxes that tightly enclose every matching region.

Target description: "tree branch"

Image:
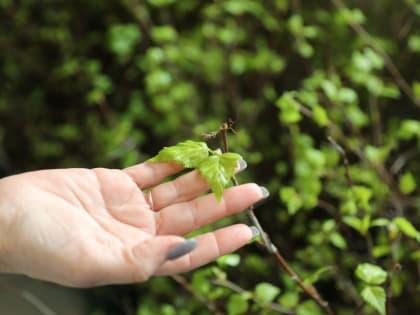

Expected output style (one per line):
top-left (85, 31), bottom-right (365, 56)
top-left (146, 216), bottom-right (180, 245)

top-left (219, 122), bottom-right (335, 315)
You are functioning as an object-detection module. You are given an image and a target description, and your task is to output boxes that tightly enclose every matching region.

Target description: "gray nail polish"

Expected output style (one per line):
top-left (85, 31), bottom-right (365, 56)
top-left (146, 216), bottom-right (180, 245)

top-left (260, 186), bottom-right (270, 198)
top-left (250, 226), bottom-right (260, 239)
top-left (252, 186), bottom-right (270, 209)
top-left (238, 159), bottom-right (247, 172)
top-left (166, 239), bottom-right (197, 260)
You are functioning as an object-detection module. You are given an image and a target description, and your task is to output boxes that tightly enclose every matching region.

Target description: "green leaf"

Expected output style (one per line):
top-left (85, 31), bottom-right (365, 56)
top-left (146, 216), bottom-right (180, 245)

top-left (355, 263), bottom-right (387, 285)
top-left (393, 216), bottom-right (419, 239)
top-left (304, 266), bottom-right (334, 285)
top-left (365, 145), bottom-right (390, 164)
top-left (398, 172), bottom-right (417, 195)
top-left (296, 300), bottom-right (323, 315)
top-left (360, 285), bottom-right (386, 315)
top-left (408, 35), bottom-right (420, 53)
top-left (108, 24), bottom-right (141, 60)
top-left (276, 92), bottom-right (302, 124)
top-left (373, 245), bottom-right (391, 258)
top-left (312, 105), bottom-right (329, 126)
top-left (254, 282), bottom-right (281, 305)
top-left (353, 185), bottom-right (373, 211)
top-left (278, 292), bottom-right (299, 308)
top-left (397, 119), bottom-right (420, 140)
top-left (148, 140), bottom-right (209, 168)
top-left (371, 218), bottom-right (390, 227)
top-left (280, 186), bottom-right (303, 215)
top-left (197, 152), bottom-right (242, 201)
top-left (227, 294), bottom-right (249, 315)
top-left (330, 232), bottom-right (347, 249)
top-left (217, 254), bottom-right (241, 267)
top-left (151, 25), bottom-right (178, 43)
top-left (343, 215), bottom-right (370, 235)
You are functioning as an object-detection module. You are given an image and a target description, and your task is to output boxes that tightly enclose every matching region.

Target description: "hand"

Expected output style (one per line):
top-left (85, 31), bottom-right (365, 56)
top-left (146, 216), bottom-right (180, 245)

top-left (0, 162), bottom-right (265, 287)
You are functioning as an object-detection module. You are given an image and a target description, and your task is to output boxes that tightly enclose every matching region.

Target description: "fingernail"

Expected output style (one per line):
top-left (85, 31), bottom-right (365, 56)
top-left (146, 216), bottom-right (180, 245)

top-left (250, 226), bottom-right (260, 239)
top-left (238, 159), bottom-right (247, 172)
top-left (260, 186), bottom-right (270, 198)
top-left (252, 186), bottom-right (270, 209)
top-left (165, 239), bottom-right (197, 260)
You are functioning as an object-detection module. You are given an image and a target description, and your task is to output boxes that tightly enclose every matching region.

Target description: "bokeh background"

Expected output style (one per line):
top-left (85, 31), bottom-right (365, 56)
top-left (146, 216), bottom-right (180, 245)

top-left (1, 0), bottom-right (419, 314)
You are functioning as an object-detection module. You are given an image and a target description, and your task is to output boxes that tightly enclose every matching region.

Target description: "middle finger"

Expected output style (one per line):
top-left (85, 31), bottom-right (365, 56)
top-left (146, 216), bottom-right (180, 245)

top-left (155, 183), bottom-right (265, 236)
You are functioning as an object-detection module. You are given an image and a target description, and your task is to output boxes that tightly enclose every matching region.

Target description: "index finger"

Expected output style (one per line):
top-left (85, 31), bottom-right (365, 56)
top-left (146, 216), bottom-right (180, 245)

top-left (124, 162), bottom-right (184, 189)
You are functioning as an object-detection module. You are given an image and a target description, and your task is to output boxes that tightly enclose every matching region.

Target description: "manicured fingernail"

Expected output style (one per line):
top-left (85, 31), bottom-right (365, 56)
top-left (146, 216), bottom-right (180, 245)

top-left (166, 239), bottom-right (197, 260)
top-left (238, 159), bottom-right (247, 172)
top-left (260, 186), bottom-right (270, 198)
top-left (252, 186), bottom-right (270, 209)
top-left (250, 226), bottom-right (260, 239)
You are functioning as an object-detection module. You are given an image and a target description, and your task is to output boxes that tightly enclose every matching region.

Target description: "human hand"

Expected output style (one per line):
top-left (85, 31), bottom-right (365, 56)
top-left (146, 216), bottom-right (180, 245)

top-left (0, 162), bottom-right (266, 287)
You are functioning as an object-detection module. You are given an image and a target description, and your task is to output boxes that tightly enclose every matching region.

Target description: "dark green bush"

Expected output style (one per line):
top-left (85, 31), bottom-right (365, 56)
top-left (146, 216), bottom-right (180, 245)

top-left (1, 0), bottom-right (419, 314)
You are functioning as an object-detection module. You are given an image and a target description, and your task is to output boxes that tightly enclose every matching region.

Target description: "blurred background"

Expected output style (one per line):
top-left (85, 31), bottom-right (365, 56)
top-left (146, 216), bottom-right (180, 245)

top-left (1, 0), bottom-right (419, 314)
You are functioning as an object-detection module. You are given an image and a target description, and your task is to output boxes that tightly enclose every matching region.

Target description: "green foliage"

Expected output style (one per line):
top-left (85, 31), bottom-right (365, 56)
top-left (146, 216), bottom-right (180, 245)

top-left (254, 282), bottom-right (281, 305)
top-left (149, 140), bottom-right (241, 201)
top-left (1, 0), bottom-right (420, 314)
top-left (227, 294), bottom-right (248, 315)
top-left (355, 263), bottom-right (388, 285)
top-left (360, 286), bottom-right (386, 315)
top-left (148, 140), bottom-right (210, 168)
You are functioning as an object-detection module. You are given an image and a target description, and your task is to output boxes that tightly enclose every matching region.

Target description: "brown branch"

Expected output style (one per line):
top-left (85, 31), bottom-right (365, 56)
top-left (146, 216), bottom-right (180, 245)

top-left (219, 122), bottom-right (335, 315)
top-left (330, 0), bottom-right (420, 107)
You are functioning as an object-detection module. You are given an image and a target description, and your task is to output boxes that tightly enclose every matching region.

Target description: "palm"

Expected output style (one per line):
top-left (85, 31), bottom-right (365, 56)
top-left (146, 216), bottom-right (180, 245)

top-left (1, 162), bottom-right (263, 287)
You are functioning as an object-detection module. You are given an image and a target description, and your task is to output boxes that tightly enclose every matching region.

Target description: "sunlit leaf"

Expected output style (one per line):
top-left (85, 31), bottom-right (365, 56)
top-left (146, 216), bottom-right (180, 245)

top-left (149, 140), bottom-right (209, 168)
top-left (197, 152), bottom-right (242, 201)
top-left (398, 172), bottom-right (417, 195)
top-left (355, 263), bottom-right (387, 285)
top-left (394, 216), bottom-right (419, 239)
top-left (254, 282), bottom-right (281, 305)
top-left (361, 285), bottom-right (386, 315)
top-left (227, 294), bottom-right (249, 315)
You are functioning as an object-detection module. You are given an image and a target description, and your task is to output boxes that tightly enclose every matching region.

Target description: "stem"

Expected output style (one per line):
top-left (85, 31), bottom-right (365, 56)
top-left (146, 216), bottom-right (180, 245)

top-left (385, 263), bottom-right (402, 315)
top-left (220, 121), bottom-right (335, 315)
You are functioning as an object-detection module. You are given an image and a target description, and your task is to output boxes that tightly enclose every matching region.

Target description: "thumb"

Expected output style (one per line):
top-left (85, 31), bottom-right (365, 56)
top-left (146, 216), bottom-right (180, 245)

top-left (131, 236), bottom-right (197, 281)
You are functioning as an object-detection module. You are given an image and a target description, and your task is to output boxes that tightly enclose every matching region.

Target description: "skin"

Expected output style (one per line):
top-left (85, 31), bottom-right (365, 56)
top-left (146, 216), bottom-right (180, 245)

top-left (0, 162), bottom-right (264, 287)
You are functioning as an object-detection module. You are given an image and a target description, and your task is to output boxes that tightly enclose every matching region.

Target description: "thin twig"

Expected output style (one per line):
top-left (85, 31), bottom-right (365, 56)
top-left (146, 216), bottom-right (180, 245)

top-left (219, 121), bottom-right (335, 315)
top-left (171, 275), bottom-right (223, 315)
top-left (330, 0), bottom-right (420, 107)
top-left (327, 136), bottom-right (354, 187)
top-left (385, 263), bottom-right (402, 315)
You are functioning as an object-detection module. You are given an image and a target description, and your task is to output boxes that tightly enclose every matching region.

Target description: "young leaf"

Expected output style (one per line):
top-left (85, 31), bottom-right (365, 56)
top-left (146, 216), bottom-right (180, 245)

top-left (254, 282), bottom-right (281, 305)
top-left (280, 186), bottom-right (303, 215)
top-left (355, 263), bottom-right (387, 285)
top-left (398, 172), bottom-right (417, 195)
top-left (276, 92), bottom-right (302, 124)
top-left (343, 216), bottom-right (363, 234)
top-left (217, 254), bottom-right (241, 267)
top-left (330, 232), bottom-right (347, 249)
top-left (197, 152), bottom-right (242, 201)
top-left (304, 266), bottom-right (334, 285)
top-left (227, 294), bottom-right (249, 315)
top-left (148, 140), bottom-right (209, 168)
top-left (360, 285), bottom-right (386, 315)
top-left (393, 216), bottom-right (419, 239)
